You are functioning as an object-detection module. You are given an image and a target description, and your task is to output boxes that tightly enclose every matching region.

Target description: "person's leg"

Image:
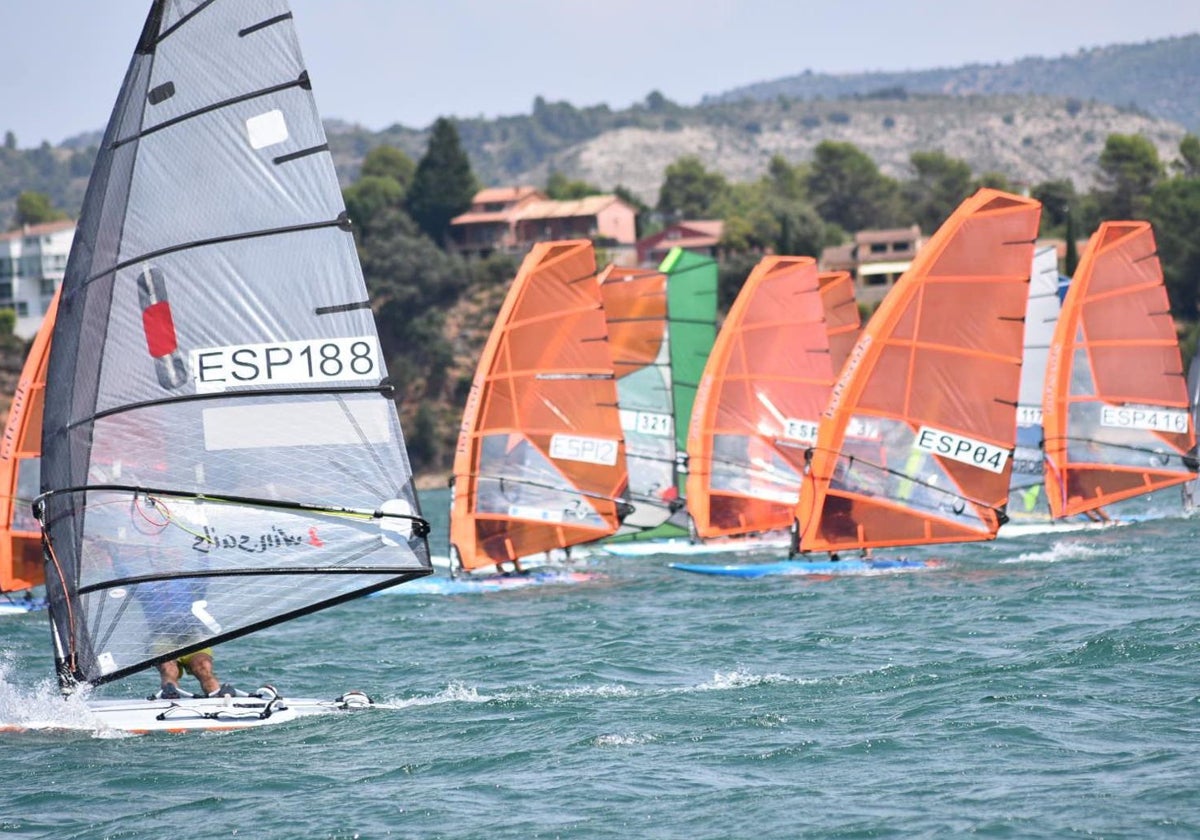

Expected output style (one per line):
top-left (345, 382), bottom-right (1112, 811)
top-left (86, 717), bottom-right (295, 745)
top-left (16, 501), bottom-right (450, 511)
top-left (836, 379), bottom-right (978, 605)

top-left (158, 659), bottom-right (183, 696)
top-left (182, 652), bottom-right (221, 696)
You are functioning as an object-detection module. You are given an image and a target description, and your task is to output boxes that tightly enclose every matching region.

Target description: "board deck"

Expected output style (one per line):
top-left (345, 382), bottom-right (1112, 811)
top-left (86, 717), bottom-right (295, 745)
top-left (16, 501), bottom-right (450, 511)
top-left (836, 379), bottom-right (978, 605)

top-left (0, 598), bottom-right (46, 616)
top-left (3, 691), bottom-right (381, 735)
top-left (375, 569), bottom-right (603, 595)
top-left (668, 557), bottom-right (938, 578)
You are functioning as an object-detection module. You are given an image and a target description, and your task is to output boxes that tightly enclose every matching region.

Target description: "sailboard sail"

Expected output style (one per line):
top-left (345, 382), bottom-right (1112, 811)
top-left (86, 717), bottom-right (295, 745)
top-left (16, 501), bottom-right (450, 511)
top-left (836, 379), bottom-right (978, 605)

top-left (450, 240), bottom-right (629, 572)
top-left (0, 289), bottom-right (58, 599)
top-left (796, 188), bottom-right (1042, 553)
top-left (598, 264), bottom-right (681, 532)
top-left (36, 0), bottom-right (431, 695)
top-left (601, 247), bottom-right (717, 543)
top-left (1042, 221), bottom-right (1197, 518)
top-left (1008, 245), bottom-right (1064, 519)
top-left (686, 257), bottom-right (860, 538)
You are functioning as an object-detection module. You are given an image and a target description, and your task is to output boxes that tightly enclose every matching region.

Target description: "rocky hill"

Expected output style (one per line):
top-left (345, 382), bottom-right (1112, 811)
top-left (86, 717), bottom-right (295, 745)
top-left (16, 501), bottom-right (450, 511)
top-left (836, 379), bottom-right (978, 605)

top-left (710, 34), bottom-right (1200, 132)
top-left (532, 94), bottom-right (1185, 205)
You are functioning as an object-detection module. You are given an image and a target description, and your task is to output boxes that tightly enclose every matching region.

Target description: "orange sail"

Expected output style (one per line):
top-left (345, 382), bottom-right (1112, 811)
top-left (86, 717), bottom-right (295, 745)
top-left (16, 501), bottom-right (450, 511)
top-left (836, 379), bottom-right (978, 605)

top-left (1042, 221), bottom-right (1196, 517)
top-left (796, 189), bottom-right (1041, 553)
top-left (686, 257), bottom-right (860, 538)
top-left (0, 288), bottom-right (58, 592)
top-left (450, 241), bottom-right (628, 571)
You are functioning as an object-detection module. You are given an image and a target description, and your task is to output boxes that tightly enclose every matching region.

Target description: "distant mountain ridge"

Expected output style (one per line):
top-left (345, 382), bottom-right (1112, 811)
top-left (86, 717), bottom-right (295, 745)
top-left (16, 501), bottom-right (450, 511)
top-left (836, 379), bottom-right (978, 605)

top-left (708, 34), bottom-right (1200, 131)
top-left (3, 33), bottom-right (1196, 224)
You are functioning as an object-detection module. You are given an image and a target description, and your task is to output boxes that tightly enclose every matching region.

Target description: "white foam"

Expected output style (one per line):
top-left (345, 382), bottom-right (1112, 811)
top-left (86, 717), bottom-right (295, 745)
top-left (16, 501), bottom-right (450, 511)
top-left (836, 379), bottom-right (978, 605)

top-left (1001, 540), bottom-right (1113, 564)
top-left (0, 656), bottom-right (120, 736)
top-left (594, 732), bottom-right (657, 747)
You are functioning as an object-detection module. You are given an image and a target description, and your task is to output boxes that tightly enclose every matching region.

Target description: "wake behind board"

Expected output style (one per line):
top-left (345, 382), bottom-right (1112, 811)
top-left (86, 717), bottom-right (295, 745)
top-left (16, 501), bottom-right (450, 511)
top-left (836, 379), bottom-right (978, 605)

top-left (376, 569), bottom-right (603, 596)
top-left (3, 691), bottom-right (379, 734)
top-left (669, 557), bottom-right (938, 578)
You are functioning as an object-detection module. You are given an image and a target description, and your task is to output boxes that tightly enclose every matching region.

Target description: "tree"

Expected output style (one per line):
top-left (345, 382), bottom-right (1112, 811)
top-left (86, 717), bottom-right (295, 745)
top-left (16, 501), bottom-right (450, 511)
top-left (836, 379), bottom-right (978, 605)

top-left (1095, 133), bottom-right (1163, 219)
top-left (360, 144), bottom-right (415, 192)
top-left (1064, 210), bottom-right (1079, 277)
top-left (405, 117), bottom-right (478, 245)
top-left (3, 131), bottom-right (15, 150)
top-left (1172, 134), bottom-right (1200, 179)
top-left (343, 176), bottom-right (405, 239)
top-left (1031, 179), bottom-right (1077, 233)
top-left (902, 150), bottom-right (973, 234)
top-left (805, 141), bottom-right (901, 232)
top-left (656, 156), bottom-right (728, 221)
top-left (545, 171), bottom-right (601, 200)
top-left (1147, 176), bottom-right (1200, 317)
top-left (765, 154), bottom-right (805, 202)
top-left (12, 191), bottom-right (67, 228)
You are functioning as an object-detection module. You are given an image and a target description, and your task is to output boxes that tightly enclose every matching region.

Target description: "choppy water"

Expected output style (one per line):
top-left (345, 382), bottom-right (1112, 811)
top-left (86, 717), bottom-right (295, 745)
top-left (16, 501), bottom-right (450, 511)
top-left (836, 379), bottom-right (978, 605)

top-left (2, 488), bottom-right (1199, 839)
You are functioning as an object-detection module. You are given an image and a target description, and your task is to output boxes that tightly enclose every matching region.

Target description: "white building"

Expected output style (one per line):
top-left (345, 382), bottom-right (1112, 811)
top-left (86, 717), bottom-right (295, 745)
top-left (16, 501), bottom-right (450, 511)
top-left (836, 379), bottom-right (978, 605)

top-left (0, 220), bottom-right (74, 339)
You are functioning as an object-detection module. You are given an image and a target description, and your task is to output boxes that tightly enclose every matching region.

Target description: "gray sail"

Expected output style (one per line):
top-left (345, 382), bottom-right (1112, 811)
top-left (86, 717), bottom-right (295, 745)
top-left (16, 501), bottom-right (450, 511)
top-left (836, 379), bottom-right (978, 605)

top-left (38, 0), bottom-right (431, 690)
top-left (1009, 245), bottom-right (1061, 514)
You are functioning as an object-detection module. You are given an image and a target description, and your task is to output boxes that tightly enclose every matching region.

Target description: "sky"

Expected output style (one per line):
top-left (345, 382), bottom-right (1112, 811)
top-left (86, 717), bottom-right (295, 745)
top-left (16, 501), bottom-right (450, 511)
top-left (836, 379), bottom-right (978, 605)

top-left (2, 0), bottom-right (1197, 147)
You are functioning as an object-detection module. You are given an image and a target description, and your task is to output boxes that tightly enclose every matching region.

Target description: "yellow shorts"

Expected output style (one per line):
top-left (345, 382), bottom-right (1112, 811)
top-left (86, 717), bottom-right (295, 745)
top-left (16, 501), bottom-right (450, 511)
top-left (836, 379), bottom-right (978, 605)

top-left (177, 649), bottom-right (213, 672)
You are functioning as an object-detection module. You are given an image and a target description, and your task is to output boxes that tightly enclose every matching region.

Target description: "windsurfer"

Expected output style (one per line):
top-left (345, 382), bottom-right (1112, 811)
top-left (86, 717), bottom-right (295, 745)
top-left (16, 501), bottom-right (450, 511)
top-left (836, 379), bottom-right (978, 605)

top-left (92, 535), bottom-right (235, 699)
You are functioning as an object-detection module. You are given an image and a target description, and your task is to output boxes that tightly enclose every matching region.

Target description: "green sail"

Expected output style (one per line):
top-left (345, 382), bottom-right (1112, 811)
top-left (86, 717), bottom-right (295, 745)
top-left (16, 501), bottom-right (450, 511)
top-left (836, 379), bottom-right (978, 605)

top-left (609, 247), bottom-right (717, 542)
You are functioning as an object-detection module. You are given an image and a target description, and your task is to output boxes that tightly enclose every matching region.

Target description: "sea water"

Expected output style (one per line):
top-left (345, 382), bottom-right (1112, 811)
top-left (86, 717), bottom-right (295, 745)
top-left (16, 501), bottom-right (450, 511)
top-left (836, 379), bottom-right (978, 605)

top-left (1, 488), bottom-right (1198, 838)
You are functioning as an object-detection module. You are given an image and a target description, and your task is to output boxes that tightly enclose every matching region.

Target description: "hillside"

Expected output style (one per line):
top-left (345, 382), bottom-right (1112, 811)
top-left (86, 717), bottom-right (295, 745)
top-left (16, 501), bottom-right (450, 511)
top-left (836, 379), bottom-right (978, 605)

top-left (710, 34), bottom-right (1200, 132)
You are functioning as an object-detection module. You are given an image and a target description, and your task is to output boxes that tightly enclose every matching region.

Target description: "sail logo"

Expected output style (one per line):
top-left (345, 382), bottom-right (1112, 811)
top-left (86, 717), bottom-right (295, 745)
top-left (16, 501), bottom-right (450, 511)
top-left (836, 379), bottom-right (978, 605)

top-left (1016, 406), bottom-right (1043, 426)
top-left (191, 336), bottom-right (381, 394)
top-left (783, 418), bottom-right (819, 444)
top-left (825, 334), bottom-right (872, 417)
top-left (549, 434), bottom-right (619, 466)
top-left (620, 410), bottom-right (673, 438)
top-left (1100, 405), bottom-right (1189, 434)
top-left (191, 525), bottom-right (314, 554)
top-left (914, 426), bottom-right (1010, 474)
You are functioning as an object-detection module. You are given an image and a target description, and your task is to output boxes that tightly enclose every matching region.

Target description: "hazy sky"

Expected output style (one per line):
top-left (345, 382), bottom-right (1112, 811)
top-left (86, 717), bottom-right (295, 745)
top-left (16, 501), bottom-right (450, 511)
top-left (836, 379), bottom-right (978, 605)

top-left (4, 1), bottom-right (1197, 147)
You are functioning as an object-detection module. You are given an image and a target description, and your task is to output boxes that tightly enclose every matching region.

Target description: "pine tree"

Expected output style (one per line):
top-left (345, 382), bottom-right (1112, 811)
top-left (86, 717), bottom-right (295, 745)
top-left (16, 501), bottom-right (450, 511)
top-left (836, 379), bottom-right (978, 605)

top-left (405, 118), bottom-right (477, 246)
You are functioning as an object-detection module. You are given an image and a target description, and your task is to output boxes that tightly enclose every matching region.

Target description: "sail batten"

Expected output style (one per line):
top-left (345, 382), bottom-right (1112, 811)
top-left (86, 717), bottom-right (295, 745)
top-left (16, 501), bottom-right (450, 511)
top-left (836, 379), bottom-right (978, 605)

top-left (40, 0), bottom-right (430, 690)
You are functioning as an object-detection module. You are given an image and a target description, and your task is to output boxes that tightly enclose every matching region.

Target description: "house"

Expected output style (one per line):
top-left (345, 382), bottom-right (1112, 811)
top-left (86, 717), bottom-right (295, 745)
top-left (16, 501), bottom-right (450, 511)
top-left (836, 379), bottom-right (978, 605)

top-left (819, 224), bottom-right (924, 305)
top-left (636, 220), bottom-right (724, 266)
top-left (448, 187), bottom-right (638, 259)
top-left (447, 186), bottom-right (545, 255)
top-left (0, 219), bottom-right (74, 338)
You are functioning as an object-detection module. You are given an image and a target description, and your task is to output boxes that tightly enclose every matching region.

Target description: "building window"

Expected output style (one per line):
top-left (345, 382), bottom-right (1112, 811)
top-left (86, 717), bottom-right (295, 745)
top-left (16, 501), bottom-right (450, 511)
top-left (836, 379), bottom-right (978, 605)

top-left (869, 242), bottom-right (887, 254)
top-left (15, 301), bottom-right (28, 317)
top-left (39, 278), bottom-right (56, 296)
top-left (893, 241), bottom-right (910, 252)
top-left (865, 274), bottom-right (889, 286)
